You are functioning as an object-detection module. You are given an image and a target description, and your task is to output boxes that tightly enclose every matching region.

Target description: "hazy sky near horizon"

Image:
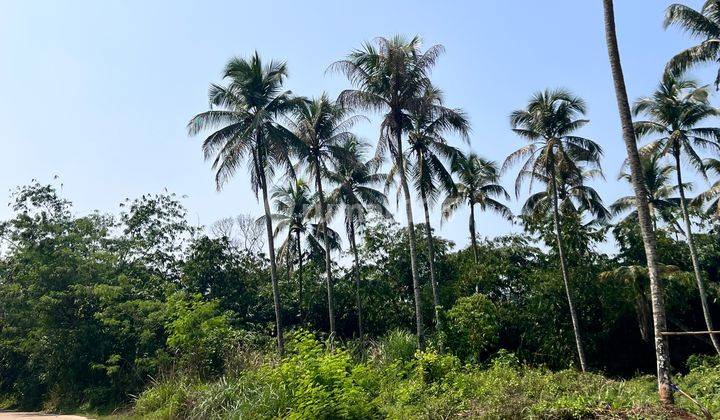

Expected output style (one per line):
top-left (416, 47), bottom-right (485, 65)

top-left (0, 0), bottom-right (716, 254)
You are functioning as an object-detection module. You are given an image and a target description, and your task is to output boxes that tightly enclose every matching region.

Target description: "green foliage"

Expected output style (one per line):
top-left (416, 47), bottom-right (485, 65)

top-left (445, 294), bottom-right (500, 362)
top-left (373, 329), bottom-right (418, 364)
top-left (2, 181), bottom-right (720, 415)
top-left (164, 293), bottom-right (233, 377)
top-left (134, 341), bottom-right (720, 419)
top-left (136, 331), bottom-right (377, 419)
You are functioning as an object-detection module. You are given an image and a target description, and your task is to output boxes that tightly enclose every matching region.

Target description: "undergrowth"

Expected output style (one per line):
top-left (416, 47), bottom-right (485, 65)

top-left (133, 330), bottom-right (720, 419)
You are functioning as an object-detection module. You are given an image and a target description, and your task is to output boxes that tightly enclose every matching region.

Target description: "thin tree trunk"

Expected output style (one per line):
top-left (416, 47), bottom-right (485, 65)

top-left (469, 202), bottom-right (479, 264)
top-left (255, 150), bottom-right (284, 355)
top-left (602, 0), bottom-right (673, 403)
top-left (286, 239), bottom-right (292, 285)
top-left (632, 274), bottom-right (651, 344)
top-left (350, 219), bottom-right (364, 340)
top-left (296, 230), bottom-right (304, 322)
top-left (652, 212), bottom-right (658, 232)
top-left (674, 151), bottom-right (720, 354)
top-left (396, 128), bottom-right (425, 348)
top-left (421, 187), bottom-right (441, 327)
top-left (469, 202), bottom-right (480, 294)
top-left (314, 168), bottom-right (336, 342)
top-left (550, 174), bottom-right (587, 372)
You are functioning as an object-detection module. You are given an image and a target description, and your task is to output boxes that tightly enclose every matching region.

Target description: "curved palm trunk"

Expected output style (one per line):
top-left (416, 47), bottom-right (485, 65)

top-left (674, 152), bottom-right (720, 354)
top-left (420, 188), bottom-right (441, 327)
top-left (396, 129), bottom-right (425, 348)
top-left (349, 219), bottom-right (364, 340)
top-left (255, 151), bottom-right (284, 355)
top-left (551, 174), bottom-right (587, 372)
top-left (314, 169), bottom-right (336, 342)
top-left (296, 230), bottom-right (304, 322)
top-left (603, 0), bottom-right (673, 403)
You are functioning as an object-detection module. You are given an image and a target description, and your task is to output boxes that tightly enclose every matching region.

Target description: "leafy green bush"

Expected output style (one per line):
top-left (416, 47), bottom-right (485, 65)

top-left (276, 330), bottom-right (375, 419)
top-left (136, 330), bottom-right (377, 419)
top-left (445, 294), bottom-right (500, 361)
top-left (164, 292), bottom-right (234, 377)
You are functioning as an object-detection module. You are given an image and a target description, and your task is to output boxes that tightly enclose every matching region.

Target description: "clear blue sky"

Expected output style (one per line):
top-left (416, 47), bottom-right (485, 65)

top-left (0, 0), bottom-right (715, 254)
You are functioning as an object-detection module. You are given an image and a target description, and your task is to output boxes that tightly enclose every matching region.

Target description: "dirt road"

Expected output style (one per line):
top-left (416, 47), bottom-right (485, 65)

top-left (0, 413), bottom-right (88, 420)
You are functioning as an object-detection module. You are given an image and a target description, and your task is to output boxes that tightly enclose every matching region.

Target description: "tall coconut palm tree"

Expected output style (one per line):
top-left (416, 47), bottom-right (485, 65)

top-left (603, 0), bottom-right (674, 403)
top-left (694, 158), bottom-right (720, 217)
top-left (286, 93), bottom-right (362, 340)
top-left (331, 35), bottom-right (443, 346)
top-left (187, 52), bottom-right (301, 354)
top-left (504, 88), bottom-right (603, 372)
top-left (263, 179), bottom-right (312, 321)
top-left (664, 0), bottom-right (720, 89)
top-left (611, 153), bottom-right (683, 232)
top-left (387, 85), bottom-right (469, 326)
top-left (632, 73), bottom-right (720, 354)
top-left (442, 153), bottom-right (512, 265)
top-left (326, 138), bottom-right (391, 339)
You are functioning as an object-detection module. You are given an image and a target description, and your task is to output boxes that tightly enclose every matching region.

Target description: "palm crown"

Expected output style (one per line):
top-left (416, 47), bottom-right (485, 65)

top-left (390, 86), bottom-right (470, 204)
top-left (331, 35), bottom-right (443, 160)
top-left (611, 153), bottom-right (683, 231)
top-left (287, 94), bottom-right (364, 182)
top-left (522, 168), bottom-right (610, 226)
top-left (442, 154), bottom-right (512, 222)
top-left (188, 52), bottom-right (300, 192)
top-left (326, 139), bottom-right (391, 234)
top-left (634, 73), bottom-right (720, 172)
top-left (694, 157), bottom-right (720, 217)
top-left (504, 88), bottom-right (603, 197)
top-left (665, 0), bottom-right (720, 88)
top-left (269, 179), bottom-right (312, 241)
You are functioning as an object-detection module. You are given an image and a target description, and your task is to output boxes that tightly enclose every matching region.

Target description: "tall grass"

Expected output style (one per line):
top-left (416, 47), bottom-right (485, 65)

top-left (133, 331), bottom-right (720, 419)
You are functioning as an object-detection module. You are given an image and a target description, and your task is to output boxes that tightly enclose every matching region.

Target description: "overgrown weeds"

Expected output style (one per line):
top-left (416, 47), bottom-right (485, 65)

top-left (133, 331), bottom-right (720, 419)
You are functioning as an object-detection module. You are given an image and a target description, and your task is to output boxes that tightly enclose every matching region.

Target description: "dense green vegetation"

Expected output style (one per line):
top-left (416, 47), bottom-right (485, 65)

top-left (2, 1), bottom-right (720, 418)
top-left (0, 181), bottom-right (718, 417)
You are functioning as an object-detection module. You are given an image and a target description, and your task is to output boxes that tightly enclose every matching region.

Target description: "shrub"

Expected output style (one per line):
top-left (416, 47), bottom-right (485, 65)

top-left (445, 294), bottom-right (500, 362)
top-left (164, 292), bottom-right (233, 377)
top-left (372, 329), bottom-right (418, 364)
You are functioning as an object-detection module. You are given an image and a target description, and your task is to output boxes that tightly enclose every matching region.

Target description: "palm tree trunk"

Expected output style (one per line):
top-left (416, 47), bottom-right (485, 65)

top-left (674, 152), bottom-right (720, 354)
top-left (296, 230), bottom-right (304, 322)
top-left (652, 213), bottom-right (658, 232)
top-left (314, 168), bottom-right (336, 342)
top-left (420, 187), bottom-right (441, 327)
top-left (255, 150), bottom-right (284, 355)
top-left (602, 0), bottom-right (673, 403)
top-left (349, 219), bottom-right (364, 340)
top-left (395, 129), bottom-right (425, 348)
top-left (469, 202), bottom-right (480, 294)
top-left (286, 239), bottom-right (292, 284)
top-left (550, 174), bottom-right (587, 372)
top-left (469, 202), bottom-right (479, 264)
